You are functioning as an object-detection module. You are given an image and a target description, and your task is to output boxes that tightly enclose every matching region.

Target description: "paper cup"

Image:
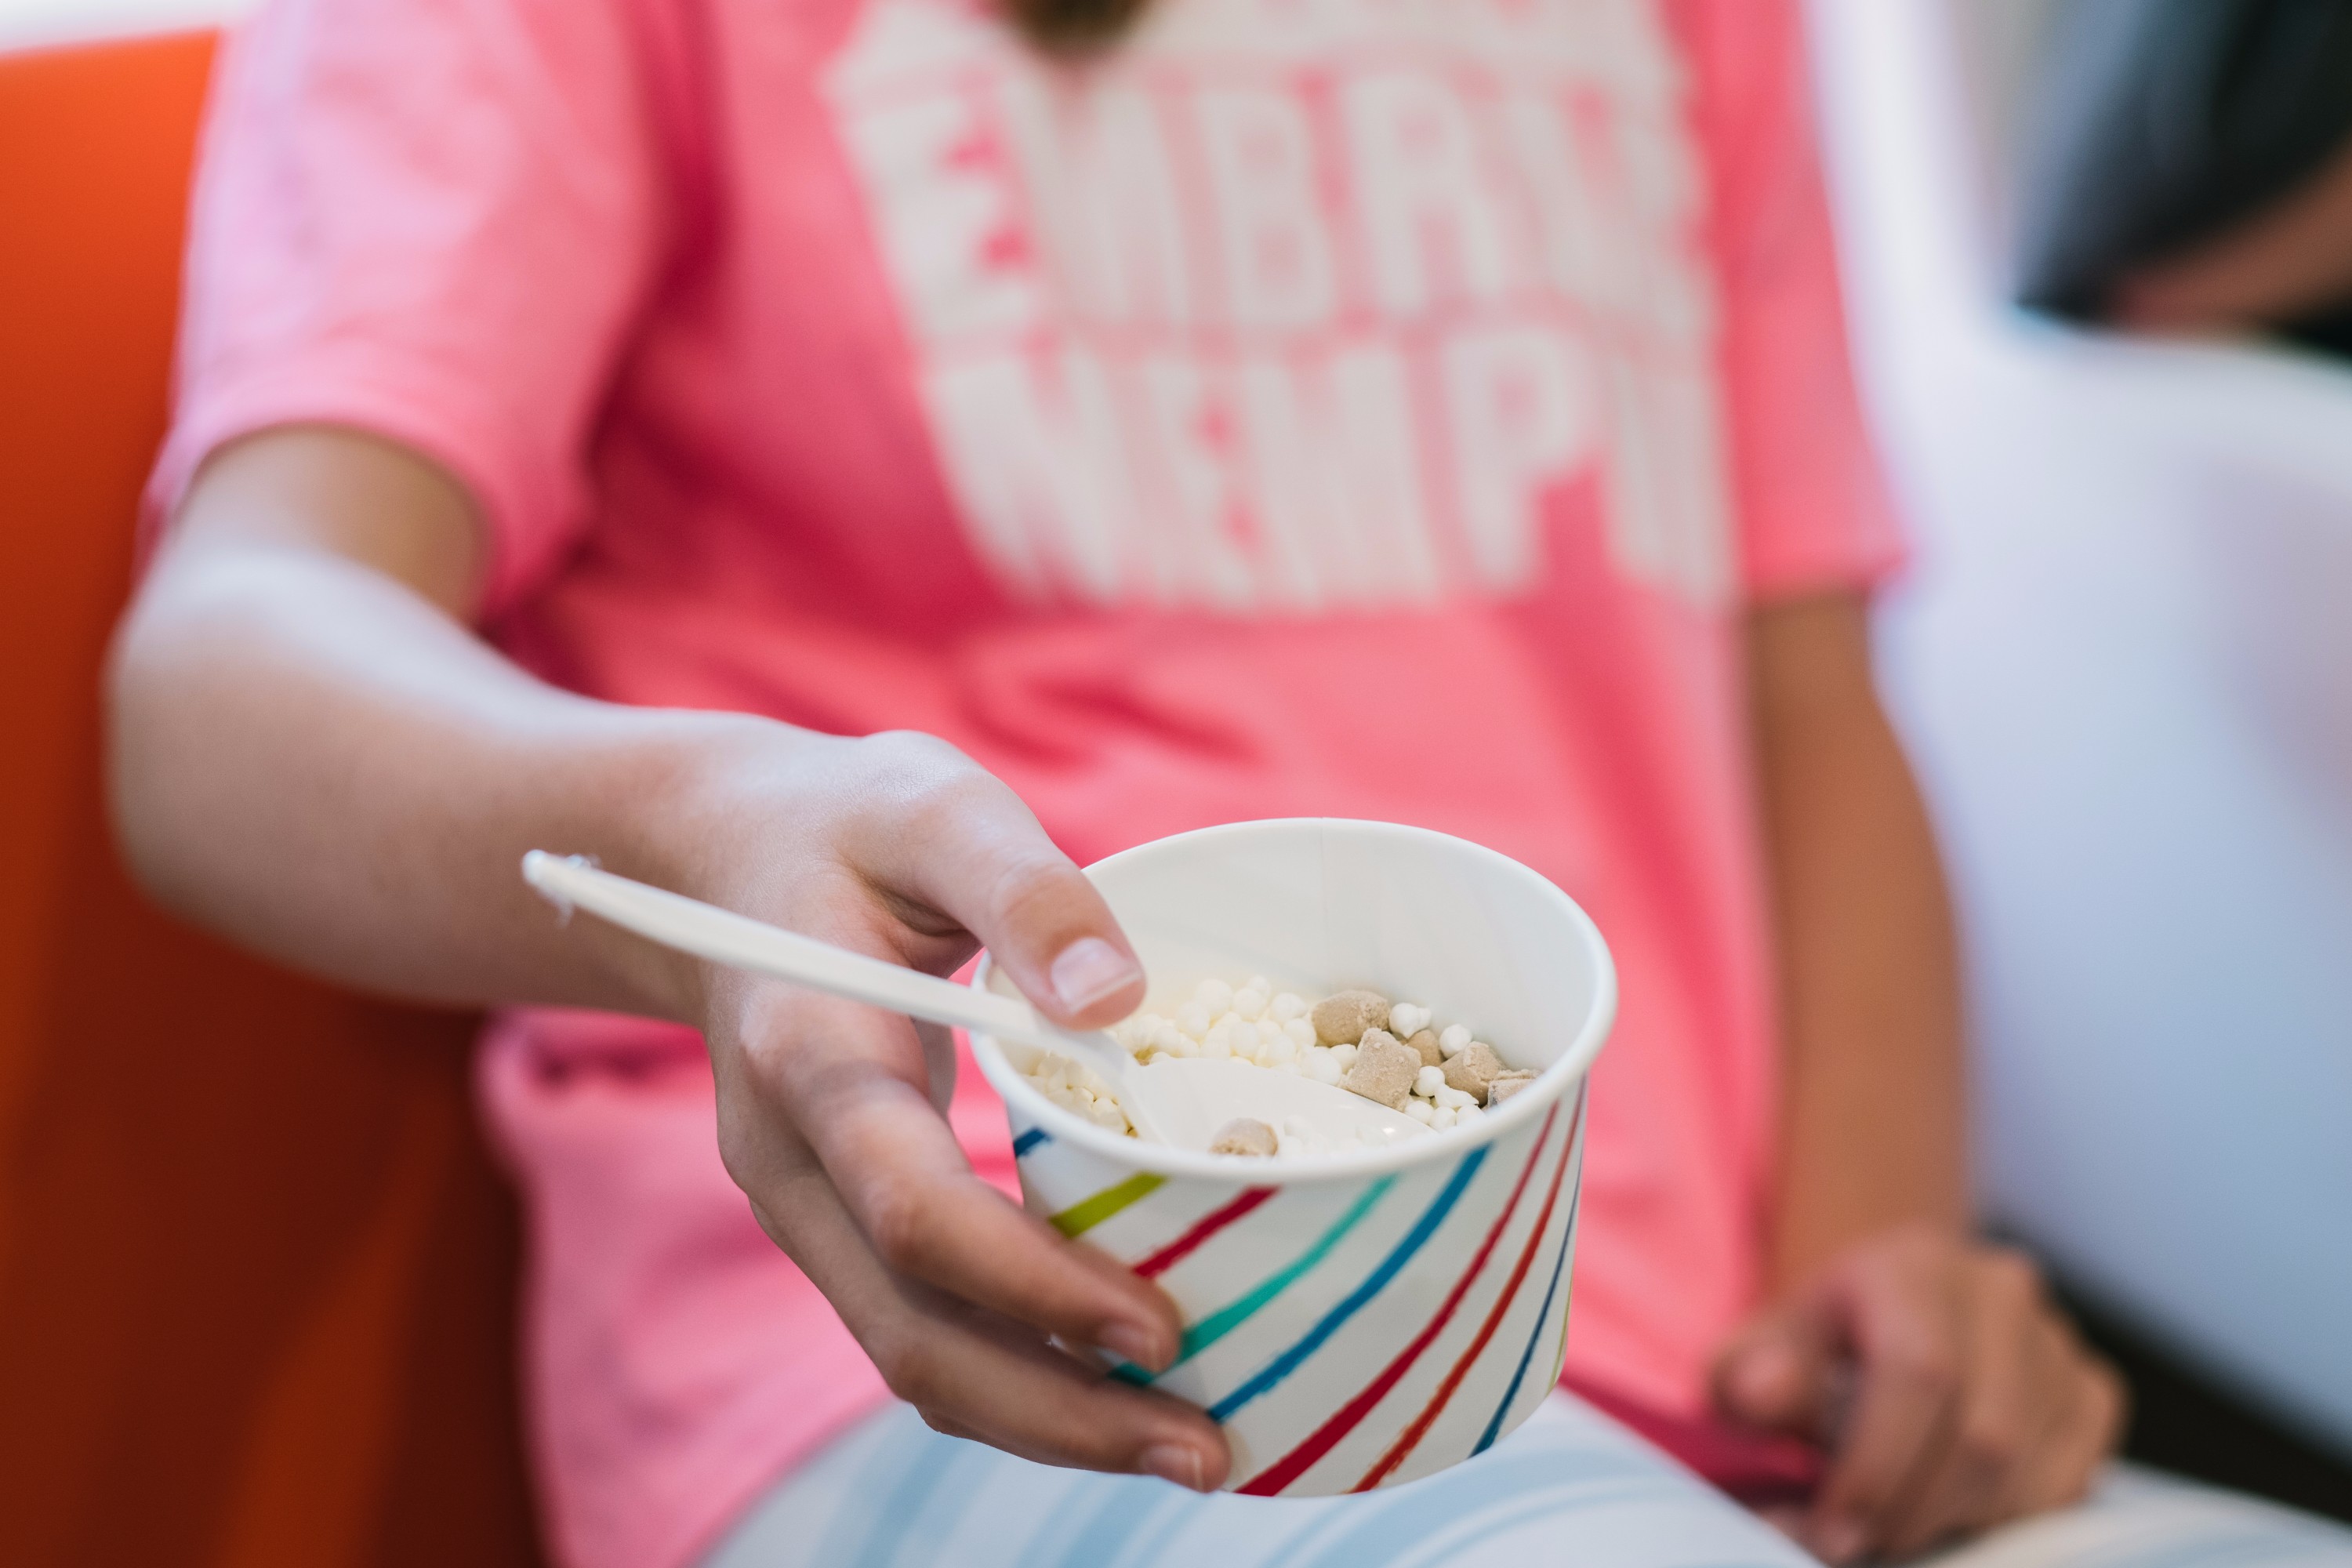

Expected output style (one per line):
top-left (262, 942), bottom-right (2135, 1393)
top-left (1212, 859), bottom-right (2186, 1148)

top-left (971, 818), bottom-right (1615, 1495)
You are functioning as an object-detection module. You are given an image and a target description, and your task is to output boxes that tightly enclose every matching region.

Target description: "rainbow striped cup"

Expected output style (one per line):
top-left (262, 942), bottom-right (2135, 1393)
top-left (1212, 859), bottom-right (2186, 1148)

top-left (971, 818), bottom-right (1616, 1496)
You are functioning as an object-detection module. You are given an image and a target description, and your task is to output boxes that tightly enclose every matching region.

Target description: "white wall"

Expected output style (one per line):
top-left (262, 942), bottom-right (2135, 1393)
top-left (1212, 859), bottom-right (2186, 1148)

top-left (1811, 0), bottom-right (2352, 1458)
top-left (0, 0), bottom-right (255, 51)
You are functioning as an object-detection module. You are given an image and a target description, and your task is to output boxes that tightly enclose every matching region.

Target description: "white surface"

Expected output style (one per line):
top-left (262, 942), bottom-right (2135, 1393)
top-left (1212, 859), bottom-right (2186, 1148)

top-left (1812, 0), bottom-right (2352, 1456)
top-left (0, 0), bottom-right (252, 51)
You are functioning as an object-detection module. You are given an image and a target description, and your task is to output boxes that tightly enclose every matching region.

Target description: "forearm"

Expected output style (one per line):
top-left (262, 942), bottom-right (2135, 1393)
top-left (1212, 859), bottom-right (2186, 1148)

top-left (106, 434), bottom-right (795, 1018)
top-left (107, 432), bottom-right (1228, 1483)
top-left (1748, 593), bottom-right (1968, 1290)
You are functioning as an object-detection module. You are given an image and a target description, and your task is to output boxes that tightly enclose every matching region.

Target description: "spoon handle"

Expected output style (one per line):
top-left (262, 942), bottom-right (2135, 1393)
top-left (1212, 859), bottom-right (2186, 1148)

top-left (521, 852), bottom-right (1167, 1141)
top-left (524, 851), bottom-right (1076, 1054)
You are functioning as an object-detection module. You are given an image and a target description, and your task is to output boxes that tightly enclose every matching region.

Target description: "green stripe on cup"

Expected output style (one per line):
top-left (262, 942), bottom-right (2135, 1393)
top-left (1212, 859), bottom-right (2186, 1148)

top-left (1114, 1175), bottom-right (1397, 1385)
top-left (1051, 1172), bottom-right (1167, 1237)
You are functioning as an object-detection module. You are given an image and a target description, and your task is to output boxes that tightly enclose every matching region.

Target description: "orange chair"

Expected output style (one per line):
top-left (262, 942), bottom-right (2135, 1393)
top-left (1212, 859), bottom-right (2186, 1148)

top-left (0, 34), bottom-right (546, 1567)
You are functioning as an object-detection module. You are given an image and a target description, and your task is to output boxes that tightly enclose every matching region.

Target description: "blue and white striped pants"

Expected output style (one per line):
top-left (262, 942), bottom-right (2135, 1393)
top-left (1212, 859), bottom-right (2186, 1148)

top-left (703, 1392), bottom-right (2352, 1568)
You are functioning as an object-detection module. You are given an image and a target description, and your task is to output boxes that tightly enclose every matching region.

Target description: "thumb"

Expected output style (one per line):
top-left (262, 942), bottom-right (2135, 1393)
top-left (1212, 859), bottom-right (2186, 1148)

top-left (1712, 1297), bottom-right (1842, 1439)
top-left (844, 740), bottom-right (1147, 1029)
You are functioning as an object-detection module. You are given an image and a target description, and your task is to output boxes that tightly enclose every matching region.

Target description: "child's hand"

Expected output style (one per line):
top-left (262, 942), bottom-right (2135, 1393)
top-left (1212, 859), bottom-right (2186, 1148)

top-left (672, 728), bottom-right (1231, 1490)
top-left (1709, 1224), bottom-right (2125, 1563)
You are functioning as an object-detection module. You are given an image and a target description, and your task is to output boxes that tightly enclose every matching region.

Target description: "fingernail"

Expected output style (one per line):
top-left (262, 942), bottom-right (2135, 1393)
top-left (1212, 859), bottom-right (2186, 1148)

top-left (1813, 1515), bottom-right (1870, 1565)
top-left (1141, 1443), bottom-right (1207, 1491)
top-left (1100, 1321), bottom-right (1164, 1373)
top-left (1051, 937), bottom-right (1142, 1014)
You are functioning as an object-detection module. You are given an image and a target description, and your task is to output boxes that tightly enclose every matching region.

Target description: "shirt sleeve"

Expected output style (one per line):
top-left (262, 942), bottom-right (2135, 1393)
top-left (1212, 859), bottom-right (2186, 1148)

top-left (1675, 0), bottom-right (1906, 604)
top-left (147, 0), bottom-right (672, 616)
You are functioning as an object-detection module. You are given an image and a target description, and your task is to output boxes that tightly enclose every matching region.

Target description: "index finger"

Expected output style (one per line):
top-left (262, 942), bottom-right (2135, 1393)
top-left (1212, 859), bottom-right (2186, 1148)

top-left (738, 980), bottom-right (1184, 1372)
top-left (1808, 1249), bottom-right (1967, 1563)
top-left (748, 1138), bottom-right (1227, 1488)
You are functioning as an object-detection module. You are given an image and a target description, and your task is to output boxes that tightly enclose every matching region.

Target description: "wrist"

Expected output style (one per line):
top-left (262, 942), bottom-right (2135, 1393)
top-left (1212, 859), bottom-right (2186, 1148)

top-left (554, 708), bottom-right (826, 1025)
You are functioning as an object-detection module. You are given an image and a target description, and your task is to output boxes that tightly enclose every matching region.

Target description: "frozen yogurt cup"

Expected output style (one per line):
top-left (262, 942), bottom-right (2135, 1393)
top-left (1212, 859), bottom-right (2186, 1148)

top-left (971, 818), bottom-right (1615, 1494)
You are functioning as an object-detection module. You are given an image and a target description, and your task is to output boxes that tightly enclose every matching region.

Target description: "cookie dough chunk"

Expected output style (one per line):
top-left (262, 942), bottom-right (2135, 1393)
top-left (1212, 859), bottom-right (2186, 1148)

top-left (1404, 1029), bottom-right (1444, 1069)
top-left (1312, 989), bottom-right (1392, 1046)
top-left (1485, 1070), bottom-right (1539, 1109)
top-left (1209, 1118), bottom-right (1279, 1157)
top-left (1340, 1030), bottom-right (1420, 1109)
top-left (1442, 1041), bottom-right (1508, 1098)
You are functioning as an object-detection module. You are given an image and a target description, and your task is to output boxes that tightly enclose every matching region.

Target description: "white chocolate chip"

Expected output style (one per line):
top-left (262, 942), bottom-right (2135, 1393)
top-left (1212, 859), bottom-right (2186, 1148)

top-left (1279, 1116), bottom-right (1330, 1157)
top-left (1439, 1024), bottom-right (1472, 1057)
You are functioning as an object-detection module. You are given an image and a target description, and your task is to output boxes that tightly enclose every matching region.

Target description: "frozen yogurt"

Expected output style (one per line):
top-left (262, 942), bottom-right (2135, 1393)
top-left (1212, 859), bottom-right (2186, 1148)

top-left (1019, 977), bottom-right (1528, 1159)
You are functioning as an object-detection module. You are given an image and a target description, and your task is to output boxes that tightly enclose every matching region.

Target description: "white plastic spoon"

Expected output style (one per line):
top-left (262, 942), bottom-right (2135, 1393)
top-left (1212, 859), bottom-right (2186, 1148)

top-left (520, 851), bottom-right (1176, 1142)
top-left (521, 852), bottom-right (1432, 1156)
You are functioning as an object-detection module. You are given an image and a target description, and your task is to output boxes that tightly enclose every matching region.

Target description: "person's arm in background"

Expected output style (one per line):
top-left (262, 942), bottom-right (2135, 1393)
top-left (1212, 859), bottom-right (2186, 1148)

top-left (1711, 592), bottom-right (2126, 1563)
top-left (107, 426), bottom-right (1231, 1492)
top-left (2110, 128), bottom-right (2352, 333)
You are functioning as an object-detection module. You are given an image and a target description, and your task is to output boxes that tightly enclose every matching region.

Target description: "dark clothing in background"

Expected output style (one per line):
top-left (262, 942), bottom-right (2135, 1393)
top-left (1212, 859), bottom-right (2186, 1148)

top-left (2013, 0), bottom-right (2352, 354)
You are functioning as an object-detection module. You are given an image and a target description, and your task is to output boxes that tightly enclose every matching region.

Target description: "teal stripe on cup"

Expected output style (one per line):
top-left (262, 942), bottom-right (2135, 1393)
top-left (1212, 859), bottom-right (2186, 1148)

top-left (1208, 1149), bottom-right (1490, 1424)
top-left (1114, 1176), bottom-right (1397, 1386)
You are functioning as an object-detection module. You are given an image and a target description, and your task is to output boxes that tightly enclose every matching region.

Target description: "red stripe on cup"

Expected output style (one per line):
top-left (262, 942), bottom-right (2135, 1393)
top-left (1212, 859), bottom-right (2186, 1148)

top-left (1235, 1105), bottom-right (1559, 1497)
top-left (1134, 1187), bottom-right (1278, 1279)
top-left (1352, 1098), bottom-right (1583, 1488)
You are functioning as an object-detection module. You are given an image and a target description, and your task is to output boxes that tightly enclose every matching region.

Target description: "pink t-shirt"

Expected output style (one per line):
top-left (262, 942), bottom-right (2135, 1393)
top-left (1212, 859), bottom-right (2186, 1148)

top-left (154, 2), bottom-right (1900, 1563)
